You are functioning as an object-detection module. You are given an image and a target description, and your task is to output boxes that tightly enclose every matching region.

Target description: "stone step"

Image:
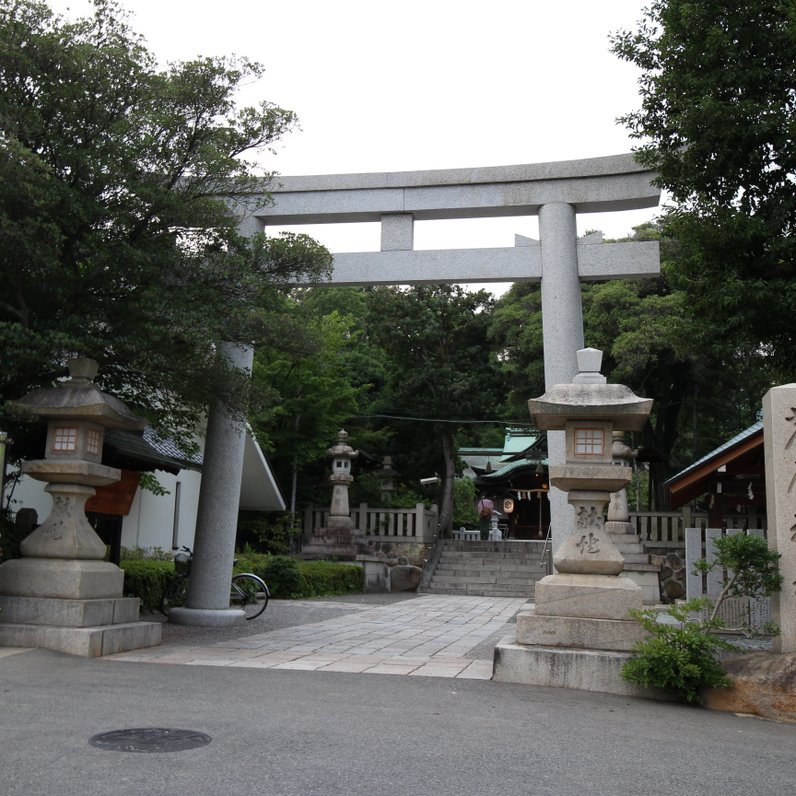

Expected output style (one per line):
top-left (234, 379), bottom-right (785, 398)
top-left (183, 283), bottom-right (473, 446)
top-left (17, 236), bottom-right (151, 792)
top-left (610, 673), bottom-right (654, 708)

top-left (423, 539), bottom-right (549, 597)
top-left (621, 554), bottom-right (652, 565)
top-left (433, 566), bottom-right (545, 578)
top-left (428, 585), bottom-right (534, 598)
top-left (443, 543), bottom-right (547, 554)
top-left (0, 595), bottom-right (141, 627)
top-left (435, 562), bottom-right (544, 572)
top-left (430, 576), bottom-right (542, 589)
top-left (439, 552), bottom-right (542, 560)
top-left (0, 620), bottom-right (162, 658)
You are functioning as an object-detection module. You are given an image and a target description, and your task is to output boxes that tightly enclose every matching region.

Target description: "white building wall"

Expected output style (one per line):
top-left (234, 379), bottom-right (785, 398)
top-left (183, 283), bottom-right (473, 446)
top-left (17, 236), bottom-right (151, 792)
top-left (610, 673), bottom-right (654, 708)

top-left (121, 469), bottom-right (203, 552)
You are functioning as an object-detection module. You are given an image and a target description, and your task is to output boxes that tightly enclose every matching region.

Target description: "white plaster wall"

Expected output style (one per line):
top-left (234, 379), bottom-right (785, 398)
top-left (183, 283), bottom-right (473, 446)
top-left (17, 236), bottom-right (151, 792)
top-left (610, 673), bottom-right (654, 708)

top-left (122, 469), bottom-right (202, 552)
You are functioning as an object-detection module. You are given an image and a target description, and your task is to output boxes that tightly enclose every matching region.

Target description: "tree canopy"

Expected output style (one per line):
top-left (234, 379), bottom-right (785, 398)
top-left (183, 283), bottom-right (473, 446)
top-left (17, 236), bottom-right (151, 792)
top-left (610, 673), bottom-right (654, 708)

top-left (0, 0), bottom-right (331, 446)
top-left (610, 0), bottom-right (796, 374)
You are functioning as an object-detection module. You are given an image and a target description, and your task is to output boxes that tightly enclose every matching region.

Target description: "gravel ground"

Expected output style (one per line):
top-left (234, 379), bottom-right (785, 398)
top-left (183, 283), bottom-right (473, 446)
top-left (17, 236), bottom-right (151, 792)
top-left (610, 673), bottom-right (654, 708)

top-left (147, 591), bottom-right (421, 648)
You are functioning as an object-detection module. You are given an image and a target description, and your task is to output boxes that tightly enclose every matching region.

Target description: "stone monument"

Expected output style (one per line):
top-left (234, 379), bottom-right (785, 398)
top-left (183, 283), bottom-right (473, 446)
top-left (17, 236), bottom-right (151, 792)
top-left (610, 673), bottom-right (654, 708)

top-left (0, 358), bottom-right (162, 656)
top-left (493, 348), bottom-right (660, 696)
top-left (763, 383), bottom-right (796, 654)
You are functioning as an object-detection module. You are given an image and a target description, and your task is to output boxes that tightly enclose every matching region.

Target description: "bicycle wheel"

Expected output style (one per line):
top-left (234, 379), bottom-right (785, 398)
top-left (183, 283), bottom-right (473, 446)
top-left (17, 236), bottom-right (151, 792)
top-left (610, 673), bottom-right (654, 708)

top-left (160, 576), bottom-right (189, 615)
top-left (230, 573), bottom-right (269, 620)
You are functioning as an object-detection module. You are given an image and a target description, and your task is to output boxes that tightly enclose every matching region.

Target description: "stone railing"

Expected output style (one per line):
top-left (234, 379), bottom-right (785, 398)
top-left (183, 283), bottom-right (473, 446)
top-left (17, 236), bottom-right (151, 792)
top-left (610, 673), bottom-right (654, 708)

top-left (302, 503), bottom-right (438, 544)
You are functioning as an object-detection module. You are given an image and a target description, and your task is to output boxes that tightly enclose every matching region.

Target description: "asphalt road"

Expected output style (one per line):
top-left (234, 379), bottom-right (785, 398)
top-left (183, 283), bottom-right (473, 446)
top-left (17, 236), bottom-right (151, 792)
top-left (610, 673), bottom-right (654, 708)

top-left (1, 645), bottom-right (794, 796)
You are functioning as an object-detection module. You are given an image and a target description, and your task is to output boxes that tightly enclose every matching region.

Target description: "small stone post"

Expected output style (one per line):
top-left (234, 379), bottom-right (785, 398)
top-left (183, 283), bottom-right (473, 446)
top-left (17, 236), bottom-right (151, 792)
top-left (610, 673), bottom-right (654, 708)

top-left (763, 384), bottom-right (796, 653)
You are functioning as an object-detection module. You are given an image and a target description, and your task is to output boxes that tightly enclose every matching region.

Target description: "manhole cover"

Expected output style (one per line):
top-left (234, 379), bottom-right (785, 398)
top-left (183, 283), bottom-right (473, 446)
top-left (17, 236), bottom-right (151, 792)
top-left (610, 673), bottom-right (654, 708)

top-left (89, 728), bottom-right (211, 753)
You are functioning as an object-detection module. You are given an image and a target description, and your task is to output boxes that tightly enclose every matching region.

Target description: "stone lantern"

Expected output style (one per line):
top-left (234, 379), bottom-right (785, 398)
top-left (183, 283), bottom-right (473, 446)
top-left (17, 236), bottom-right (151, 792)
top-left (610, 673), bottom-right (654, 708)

top-left (14, 358), bottom-right (146, 560)
top-left (0, 358), bottom-right (161, 656)
top-left (493, 349), bottom-right (657, 696)
top-left (527, 347), bottom-right (652, 577)
top-left (377, 455), bottom-right (398, 504)
top-left (326, 429), bottom-right (358, 529)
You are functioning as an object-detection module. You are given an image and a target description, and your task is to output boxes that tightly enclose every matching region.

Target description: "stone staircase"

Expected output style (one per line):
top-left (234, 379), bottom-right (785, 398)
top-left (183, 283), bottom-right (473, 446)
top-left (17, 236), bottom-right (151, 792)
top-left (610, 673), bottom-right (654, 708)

top-left (421, 540), bottom-right (548, 598)
top-left (605, 521), bottom-right (662, 604)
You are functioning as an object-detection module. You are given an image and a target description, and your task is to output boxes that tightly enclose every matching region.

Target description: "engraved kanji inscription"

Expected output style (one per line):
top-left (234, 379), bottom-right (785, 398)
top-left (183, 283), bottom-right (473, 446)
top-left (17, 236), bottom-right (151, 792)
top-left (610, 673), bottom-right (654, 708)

top-left (576, 532), bottom-right (600, 554)
top-left (575, 506), bottom-right (600, 529)
top-left (786, 408), bottom-right (796, 449)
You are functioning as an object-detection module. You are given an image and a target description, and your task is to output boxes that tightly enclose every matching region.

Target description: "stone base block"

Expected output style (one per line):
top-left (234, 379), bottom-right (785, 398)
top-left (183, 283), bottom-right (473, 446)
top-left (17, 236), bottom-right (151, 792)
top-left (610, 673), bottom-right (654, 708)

top-left (492, 637), bottom-right (666, 699)
top-left (621, 569), bottom-right (661, 605)
top-left (535, 573), bottom-right (642, 620)
top-left (515, 608), bottom-right (644, 651)
top-left (0, 621), bottom-right (161, 658)
top-left (167, 607), bottom-right (245, 626)
top-left (0, 595), bottom-right (140, 627)
top-left (0, 558), bottom-right (124, 599)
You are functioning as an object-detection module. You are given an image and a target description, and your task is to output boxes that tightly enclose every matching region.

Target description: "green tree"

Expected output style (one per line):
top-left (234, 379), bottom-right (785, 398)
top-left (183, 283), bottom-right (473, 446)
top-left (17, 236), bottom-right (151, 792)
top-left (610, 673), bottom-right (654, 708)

top-left (364, 285), bottom-right (502, 535)
top-left (0, 0), bottom-right (331, 448)
top-left (611, 0), bottom-right (796, 376)
top-left (489, 223), bottom-right (777, 509)
top-left (249, 291), bottom-right (375, 510)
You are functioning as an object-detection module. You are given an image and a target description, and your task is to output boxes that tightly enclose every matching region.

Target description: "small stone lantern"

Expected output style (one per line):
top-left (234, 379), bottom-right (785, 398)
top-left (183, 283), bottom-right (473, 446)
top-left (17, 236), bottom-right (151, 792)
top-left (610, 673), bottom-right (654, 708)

top-left (326, 429), bottom-right (358, 529)
top-left (377, 455), bottom-right (398, 504)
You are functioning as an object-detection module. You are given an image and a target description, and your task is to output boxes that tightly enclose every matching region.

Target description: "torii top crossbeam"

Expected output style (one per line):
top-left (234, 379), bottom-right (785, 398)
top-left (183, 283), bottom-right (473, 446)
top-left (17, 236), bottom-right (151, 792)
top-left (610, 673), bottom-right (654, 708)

top-left (251, 152), bottom-right (660, 287)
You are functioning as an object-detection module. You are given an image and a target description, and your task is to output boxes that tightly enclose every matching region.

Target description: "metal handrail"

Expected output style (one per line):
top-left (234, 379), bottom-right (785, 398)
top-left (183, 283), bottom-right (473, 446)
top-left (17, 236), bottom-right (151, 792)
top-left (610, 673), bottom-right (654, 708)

top-left (418, 527), bottom-right (445, 592)
top-left (539, 524), bottom-right (553, 575)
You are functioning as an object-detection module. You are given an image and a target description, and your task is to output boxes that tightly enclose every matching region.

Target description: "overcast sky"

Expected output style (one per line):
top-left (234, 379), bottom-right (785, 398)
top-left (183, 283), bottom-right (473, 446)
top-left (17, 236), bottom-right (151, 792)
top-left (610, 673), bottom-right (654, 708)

top-left (48, 0), bottom-right (661, 264)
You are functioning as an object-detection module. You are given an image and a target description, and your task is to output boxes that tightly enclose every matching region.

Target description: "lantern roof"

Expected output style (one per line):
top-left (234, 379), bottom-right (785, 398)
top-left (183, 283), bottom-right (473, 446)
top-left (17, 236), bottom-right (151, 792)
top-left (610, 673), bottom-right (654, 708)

top-left (12, 358), bottom-right (146, 431)
top-left (327, 429), bottom-right (358, 460)
top-left (528, 348), bottom-right (652, 432)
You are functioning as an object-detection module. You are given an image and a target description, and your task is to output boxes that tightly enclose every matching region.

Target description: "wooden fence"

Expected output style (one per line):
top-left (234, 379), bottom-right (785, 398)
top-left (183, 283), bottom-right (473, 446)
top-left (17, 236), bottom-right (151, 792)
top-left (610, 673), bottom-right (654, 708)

top-left (628, 511), bottom-right (766, 549)
top-left (684, 526), bottom-right (771, 631)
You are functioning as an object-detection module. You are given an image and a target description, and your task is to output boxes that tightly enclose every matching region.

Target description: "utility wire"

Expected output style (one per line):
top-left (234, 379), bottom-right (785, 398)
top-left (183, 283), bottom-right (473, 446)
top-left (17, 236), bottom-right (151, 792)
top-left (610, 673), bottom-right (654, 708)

top-left (352, 414), bottom-right (537, 426)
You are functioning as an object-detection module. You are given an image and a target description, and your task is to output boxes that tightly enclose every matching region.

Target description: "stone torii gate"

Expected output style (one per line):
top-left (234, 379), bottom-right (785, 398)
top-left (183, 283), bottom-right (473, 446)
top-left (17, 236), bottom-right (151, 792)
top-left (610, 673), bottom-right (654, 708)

top-left (252, 153), bottom-right (660, 549)
top-left (178, 153), bottom-right (660, 625)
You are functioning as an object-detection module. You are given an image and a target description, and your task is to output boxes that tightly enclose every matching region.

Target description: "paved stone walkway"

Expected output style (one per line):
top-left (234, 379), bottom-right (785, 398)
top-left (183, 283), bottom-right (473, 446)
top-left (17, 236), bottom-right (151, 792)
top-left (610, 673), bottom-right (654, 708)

top-left (106, 595), bottom-right (528, 679)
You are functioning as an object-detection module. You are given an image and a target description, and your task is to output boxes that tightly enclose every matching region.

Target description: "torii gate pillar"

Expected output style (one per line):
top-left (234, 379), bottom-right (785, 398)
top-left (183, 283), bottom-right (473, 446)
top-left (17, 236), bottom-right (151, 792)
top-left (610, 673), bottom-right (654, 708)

top-left (248, 153), bottom-right (660, 555)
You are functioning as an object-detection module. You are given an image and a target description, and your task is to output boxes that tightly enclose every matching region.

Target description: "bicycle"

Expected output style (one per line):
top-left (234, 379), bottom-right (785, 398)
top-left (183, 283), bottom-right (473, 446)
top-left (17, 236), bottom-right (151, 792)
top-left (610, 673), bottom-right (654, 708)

top-left (160, 546), bottom-right (270, 620)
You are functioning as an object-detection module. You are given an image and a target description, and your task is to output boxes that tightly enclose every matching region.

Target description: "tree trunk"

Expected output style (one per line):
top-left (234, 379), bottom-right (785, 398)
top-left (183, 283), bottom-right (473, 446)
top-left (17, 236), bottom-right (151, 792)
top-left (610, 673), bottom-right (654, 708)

top-left (438, 430), bottom-right (457, 538)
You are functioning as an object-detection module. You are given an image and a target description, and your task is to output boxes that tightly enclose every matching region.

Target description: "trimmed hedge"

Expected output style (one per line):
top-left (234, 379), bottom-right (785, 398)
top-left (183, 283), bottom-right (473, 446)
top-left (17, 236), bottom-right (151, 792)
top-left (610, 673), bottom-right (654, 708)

top-left (296, 560), bottom-right (364, 598)
top-left (121, 560), bottom-right (179, 612)
top-left (121, 555), bottom-right (365, 607)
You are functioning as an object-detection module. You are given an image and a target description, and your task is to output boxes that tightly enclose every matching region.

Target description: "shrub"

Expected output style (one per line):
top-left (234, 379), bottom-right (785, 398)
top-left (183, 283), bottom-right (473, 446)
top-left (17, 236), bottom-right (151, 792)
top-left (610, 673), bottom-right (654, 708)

top-left (694, 533), bottom-right (782, 626)
top-left (119, 546), bottom-right (174, 561)
top-left (237, 553), bottom-right (364, 599)
top-left (261, 555), bottom-right (303, 598)
top-left (237, 512), bottom-right (297, 555)
top-left (621, 599), bottom-right (735, 704)
top-left (121, 560), bottom-right (178, 612)
top-left (453, 477), bottom-right (479, 528)
top-left (297, 560), bottom-right (364, 597)
top-left (0, 513), bottom-right (27, 562)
